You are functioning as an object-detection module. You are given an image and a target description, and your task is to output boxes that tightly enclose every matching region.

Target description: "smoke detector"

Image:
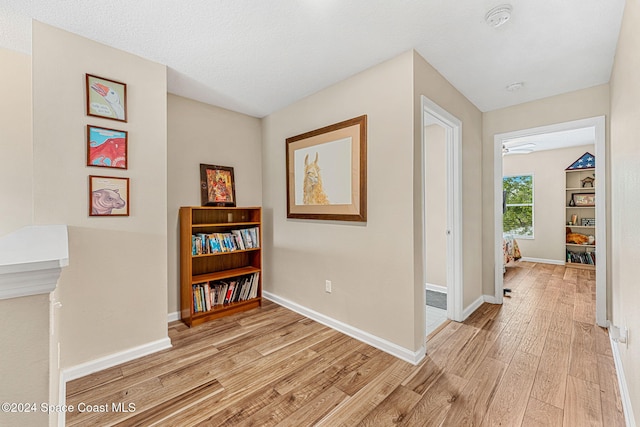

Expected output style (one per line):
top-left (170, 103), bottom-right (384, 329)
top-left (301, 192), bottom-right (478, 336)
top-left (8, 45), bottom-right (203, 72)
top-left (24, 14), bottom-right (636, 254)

top-left (506, 81), bottom-right (524, 92)
top-left (486, 5), bottom-right (513, 28)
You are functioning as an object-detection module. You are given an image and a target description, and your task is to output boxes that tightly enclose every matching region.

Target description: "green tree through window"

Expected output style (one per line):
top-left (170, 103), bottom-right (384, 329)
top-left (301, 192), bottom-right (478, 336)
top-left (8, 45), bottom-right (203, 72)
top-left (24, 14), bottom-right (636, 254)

top-left (503, 175), bottom-right (533, 237)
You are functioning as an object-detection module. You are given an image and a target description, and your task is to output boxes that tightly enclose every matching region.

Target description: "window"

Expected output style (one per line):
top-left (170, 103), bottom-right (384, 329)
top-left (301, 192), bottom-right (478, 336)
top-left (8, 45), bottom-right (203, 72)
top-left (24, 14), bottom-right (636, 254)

top-left (503, 174), bottom-right (534, 238)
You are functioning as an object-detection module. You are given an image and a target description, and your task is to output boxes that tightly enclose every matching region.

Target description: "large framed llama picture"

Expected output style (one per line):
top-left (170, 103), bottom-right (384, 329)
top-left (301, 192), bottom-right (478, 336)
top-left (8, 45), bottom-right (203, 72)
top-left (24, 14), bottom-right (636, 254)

top-left (286, 115), bottom-right (367, 222)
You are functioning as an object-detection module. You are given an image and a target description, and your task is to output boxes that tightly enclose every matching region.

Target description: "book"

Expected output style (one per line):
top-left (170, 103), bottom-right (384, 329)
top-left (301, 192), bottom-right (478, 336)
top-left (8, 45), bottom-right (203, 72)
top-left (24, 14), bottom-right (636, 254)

top-left (232, 230), bottom-right (246, 250)
top-left (224, 281), bottom-right (235, 304)
top-left (240, 229), bottom-right (254, 249)
top-left (209, 234), bottom-right (221, 253)
top-left (250, 227), bottom-right (259, 248)
top-left (204, 283), bottom-right (211, 311)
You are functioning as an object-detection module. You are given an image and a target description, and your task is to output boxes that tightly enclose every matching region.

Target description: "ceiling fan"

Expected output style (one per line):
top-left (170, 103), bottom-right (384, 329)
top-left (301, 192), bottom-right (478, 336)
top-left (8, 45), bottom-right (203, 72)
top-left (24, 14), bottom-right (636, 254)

top-left (502, 142), bottom-right (536, 156)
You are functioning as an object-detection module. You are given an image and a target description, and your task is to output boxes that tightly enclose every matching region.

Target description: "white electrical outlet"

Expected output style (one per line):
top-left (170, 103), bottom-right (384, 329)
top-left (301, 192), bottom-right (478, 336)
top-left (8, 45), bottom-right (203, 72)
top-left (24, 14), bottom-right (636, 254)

top-left (325, 280), bottom-right (332, 293)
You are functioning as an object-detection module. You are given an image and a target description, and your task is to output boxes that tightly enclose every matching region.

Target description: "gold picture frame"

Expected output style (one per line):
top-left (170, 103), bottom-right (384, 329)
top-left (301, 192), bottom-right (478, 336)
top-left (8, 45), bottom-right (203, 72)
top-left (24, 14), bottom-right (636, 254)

top-left (572, 193), bottom-right (595, 207)
top-left (286, 115), bottom-right (367, 222)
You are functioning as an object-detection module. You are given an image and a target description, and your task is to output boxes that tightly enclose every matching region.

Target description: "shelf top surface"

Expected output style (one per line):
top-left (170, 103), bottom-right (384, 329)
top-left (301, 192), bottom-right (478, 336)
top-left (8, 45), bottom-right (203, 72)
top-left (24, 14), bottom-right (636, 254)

top-left (566, 168), bottom-right (595, 173)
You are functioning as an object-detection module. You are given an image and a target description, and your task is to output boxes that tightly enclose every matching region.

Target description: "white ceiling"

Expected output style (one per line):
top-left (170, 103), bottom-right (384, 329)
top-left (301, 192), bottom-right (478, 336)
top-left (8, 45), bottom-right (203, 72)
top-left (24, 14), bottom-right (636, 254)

top-left (0, 0), bottom-right (626, 118)
top-left (503, 127), bottom-right (595, 154)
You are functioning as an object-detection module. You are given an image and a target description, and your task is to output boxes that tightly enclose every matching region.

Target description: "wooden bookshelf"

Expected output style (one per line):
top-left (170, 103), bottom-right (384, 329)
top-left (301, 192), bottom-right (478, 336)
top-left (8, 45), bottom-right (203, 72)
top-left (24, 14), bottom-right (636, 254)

top-left (180, 206), bottom-right (262, 327)
top-left (565, 169), bottom-right (596, 270)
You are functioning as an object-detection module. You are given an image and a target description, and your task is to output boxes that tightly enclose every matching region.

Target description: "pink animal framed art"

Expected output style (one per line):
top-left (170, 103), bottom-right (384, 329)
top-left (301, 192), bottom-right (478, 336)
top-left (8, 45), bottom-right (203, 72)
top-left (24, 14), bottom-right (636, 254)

top-left (86, 74), bottom-right (127, 122)
top-left (87, 125), bottom-right (128, 169)
top-left (286, 115), bottom-right (367, 222)
top-left (89, 175), bottom-right (130, 216)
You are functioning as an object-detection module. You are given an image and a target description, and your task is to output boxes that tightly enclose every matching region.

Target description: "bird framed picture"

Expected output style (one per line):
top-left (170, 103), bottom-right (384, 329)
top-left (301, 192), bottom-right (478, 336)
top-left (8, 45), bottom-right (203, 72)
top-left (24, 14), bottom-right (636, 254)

top-left (86, 74), bottom-right (128, 122)
top-left (286, 115), bottom-right (367, 222)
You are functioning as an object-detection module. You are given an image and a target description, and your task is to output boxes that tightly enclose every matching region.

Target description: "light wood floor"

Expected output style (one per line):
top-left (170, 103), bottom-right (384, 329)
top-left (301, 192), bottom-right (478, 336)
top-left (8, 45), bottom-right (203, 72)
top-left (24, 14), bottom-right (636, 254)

top-left (66, 262), bottom-right (625, 426)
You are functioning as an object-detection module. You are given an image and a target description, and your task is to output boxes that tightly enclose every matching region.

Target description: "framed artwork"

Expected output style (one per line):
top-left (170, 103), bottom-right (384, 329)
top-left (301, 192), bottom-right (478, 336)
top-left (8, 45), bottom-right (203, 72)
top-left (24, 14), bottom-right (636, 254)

top-left (200, 164), bottom-right (236, 207)
top-left (87, 125), bottom-right (128, 169)
top-left (89, 175), bottom-right (130, 216)
top-left (86, 74), bottom-right (127, 122)
top-left (572, 193), bottom-right (595, 207)
top-left (286, 115), bottom-right (367, 222)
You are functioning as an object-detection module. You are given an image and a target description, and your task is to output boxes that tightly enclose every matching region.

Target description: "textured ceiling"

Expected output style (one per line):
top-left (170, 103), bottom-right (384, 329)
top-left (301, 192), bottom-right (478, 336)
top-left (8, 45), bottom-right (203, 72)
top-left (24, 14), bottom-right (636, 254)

top-left (0, 0), bottom-right (626, 117)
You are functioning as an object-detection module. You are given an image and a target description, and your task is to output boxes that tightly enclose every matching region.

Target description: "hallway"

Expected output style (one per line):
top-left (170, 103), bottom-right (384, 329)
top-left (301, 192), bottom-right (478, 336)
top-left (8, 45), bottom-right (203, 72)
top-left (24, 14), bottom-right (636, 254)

top-left (65, 262), bottom-right (624, 426)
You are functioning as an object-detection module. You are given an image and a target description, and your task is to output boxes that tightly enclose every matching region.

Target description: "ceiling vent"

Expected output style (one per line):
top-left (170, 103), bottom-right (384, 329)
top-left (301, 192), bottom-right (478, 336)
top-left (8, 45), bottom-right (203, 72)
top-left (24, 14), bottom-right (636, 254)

top-left (506, 81), bottom-right (524, 92)
top-left (486, 5), bottom-right (513, 28)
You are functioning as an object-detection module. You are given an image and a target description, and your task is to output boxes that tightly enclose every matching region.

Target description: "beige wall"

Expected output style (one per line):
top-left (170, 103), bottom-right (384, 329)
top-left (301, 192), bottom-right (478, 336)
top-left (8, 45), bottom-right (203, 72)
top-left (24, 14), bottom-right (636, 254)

top-left (482, 85), bottom-right (610, 296)
top-left (262, 50), bottom-right (483, 353)
top-left (32, 22), bottom-right (168, 368)
top-left (0, 47), bottom-right (53, 427)
top-left (413, 51), bottom-right (484, 324)
top-left (610, 0), bottom-right (640, 419)
top-left (424, 124), bottom-right (447, 287)
top-left (262, 51), bottom-right (418, 350)
top-left (0, 48), bottom-right (32, 237)
top-left (503, 144), bottom-right (594, 261)
top-left (167, 94), bottom-right (262, 314)
top-left (0, 295), bottom-right (49, 427)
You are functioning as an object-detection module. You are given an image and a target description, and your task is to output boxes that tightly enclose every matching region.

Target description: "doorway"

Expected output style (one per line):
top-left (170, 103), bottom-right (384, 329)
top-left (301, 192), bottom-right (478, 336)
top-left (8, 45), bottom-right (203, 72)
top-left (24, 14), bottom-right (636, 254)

top-left (422, 96), bottom-right (463, 335)
top-left (493, 116), bottom-right (607, 327)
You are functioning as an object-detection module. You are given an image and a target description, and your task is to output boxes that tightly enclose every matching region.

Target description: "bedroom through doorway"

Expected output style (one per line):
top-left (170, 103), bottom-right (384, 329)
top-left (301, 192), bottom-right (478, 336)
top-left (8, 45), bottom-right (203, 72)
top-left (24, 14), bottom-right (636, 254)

top-left (494, 116), bottom-right (608, 327)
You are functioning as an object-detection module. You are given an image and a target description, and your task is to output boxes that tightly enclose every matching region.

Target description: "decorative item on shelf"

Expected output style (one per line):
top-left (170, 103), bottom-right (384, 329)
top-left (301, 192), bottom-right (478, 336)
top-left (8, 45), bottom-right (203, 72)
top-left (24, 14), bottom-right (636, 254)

top-left (581, 218), bottom-right (595, 226)
top-left (286, 115), bottom-right (367, 222)
top-left (565, 152), bottom-right (595, 170)
top-left (581, 175), bottom-right (595, 188)
top-left (86, 74), bottom-right (127, 122)
top-left (588, 235), bottom-right (595, 245)
top-left (571, 214), bottom-right (578, 225)
top-left (89, 175), bottom-right (129, 216)
top-left (569, 196), bottom-right (575, 207)
top-left (573, 193), bottom-right (595, 207)
top-left (200, 164), bottom-right (236, 207)
top-left (566, 228), bottom-right (589, 245)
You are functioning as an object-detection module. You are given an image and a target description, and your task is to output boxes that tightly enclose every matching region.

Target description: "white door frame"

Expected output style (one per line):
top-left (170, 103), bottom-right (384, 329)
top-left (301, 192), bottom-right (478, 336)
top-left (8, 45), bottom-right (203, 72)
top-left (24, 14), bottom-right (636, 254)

top-left (493, 116), bottom-right (607, 327)
top-left (422, 96), bottom-right (463, 323)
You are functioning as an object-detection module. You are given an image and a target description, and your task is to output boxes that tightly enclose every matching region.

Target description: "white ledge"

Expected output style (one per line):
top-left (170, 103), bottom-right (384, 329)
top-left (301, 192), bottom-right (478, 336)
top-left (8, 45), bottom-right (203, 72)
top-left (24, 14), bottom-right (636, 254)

top-left (0, 225), bottom-right (69, 300)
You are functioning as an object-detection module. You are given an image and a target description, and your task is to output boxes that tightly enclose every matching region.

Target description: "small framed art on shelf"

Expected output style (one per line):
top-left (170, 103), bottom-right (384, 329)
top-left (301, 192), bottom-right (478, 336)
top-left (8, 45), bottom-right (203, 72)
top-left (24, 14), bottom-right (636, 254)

top-left (200, 164), bottom-right (236, 207)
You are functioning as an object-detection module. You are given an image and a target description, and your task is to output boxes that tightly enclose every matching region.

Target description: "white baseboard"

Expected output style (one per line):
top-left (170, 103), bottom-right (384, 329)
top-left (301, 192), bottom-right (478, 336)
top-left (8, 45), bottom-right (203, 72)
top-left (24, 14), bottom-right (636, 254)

top-left (168, 311), bottom-right (180, 322)
top-left (62, 337), bottom-right (172, 382)
top-left (483, 294), bottom-right (499, 304)
top-left (263, 291), bottom-right (425, 365)
top-left (425, 283), bottom-right (447, 294)
top-left (462, 295), bottom-right (485, 320)
top-left (610, 333), bottom-right (637, 427)
top-left (520, 257), bottom-right (565, 265)
top-left (58, 337), bottom-right (171, 426)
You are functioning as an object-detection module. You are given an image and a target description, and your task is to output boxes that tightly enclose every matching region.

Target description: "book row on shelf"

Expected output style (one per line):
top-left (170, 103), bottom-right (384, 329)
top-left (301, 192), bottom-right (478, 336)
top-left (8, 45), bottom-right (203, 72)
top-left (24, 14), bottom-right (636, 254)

top-left (567, 250), bottom-right (596, 265)
top-left (193, 272), bottom-right (260, 313)
top-left (192, 227), bottom-right (259, 255)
